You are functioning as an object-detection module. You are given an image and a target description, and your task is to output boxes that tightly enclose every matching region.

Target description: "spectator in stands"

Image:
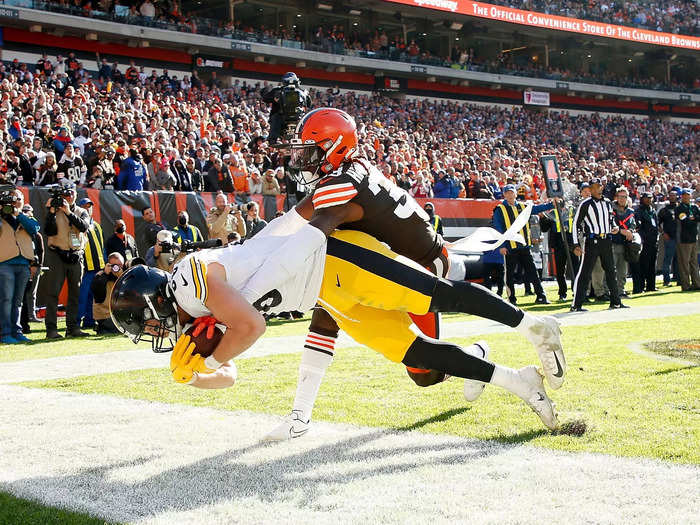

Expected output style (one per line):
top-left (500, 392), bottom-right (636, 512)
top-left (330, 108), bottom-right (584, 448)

top-left (105, 219), bottom-right (138, 265)
top-left (0, 189), bottom-right (38, 344)
top-left (244, 201), bottom-right (267, 240)
top-left (90, 252), bottom-right (124, 335)
top-left (173, 211), bottom-right (203, 244)
top-left (432, 170), bottom-right (454, 199)
top-left (205, 157), bottom-right (234, 193)
top-left (77, 197), bottom-right (105, 331)
top-left (465, 171), bottom-right (494, 199)
top-left (206, 192), bottom-right (246, 244)
top-left (261, 169), bottom-right (280, 221)
top-left (43, 185), bottom-right (89, 339)
top-left (229, 155), bottom-right (251, 204)
top-left (147, 150), bottom-right (176, 190)
top-left (118, 149), bottom-right (148, 191)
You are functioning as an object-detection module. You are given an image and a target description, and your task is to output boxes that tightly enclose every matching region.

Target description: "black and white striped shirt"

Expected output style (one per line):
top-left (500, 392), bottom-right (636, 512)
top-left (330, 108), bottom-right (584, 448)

top-left (572, 197), bottom-right (618, 244)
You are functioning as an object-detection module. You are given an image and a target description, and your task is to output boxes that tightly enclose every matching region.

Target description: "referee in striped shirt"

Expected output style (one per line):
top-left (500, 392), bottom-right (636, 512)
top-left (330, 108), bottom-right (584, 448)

top-left (570, 178), bottom-right (629, 312)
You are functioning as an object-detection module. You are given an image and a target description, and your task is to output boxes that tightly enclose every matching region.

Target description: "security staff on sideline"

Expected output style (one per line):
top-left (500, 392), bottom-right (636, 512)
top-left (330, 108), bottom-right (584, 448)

top-left (492, 184), bottom-right (555, 305)
top-left (172, 210), bottom-right (203, 244)
top-left (77, 197), bottom-right (105, 330)
top-left (424, 202), bottom-right (444, 236)
top-left (657, 189), bottom-right (679, 287)
top-left (570, 178), bottom-right (628, 312)
top-left (540, 202), bottom-right (579, 302)
top-left (44, 184), bottom-right (90, 339)
top-left (635, 192), bottom-right (659, 293)
top-left (675, 189), bottom-right (700, 291)
top-left (261, 72), bottom-right (311, 144)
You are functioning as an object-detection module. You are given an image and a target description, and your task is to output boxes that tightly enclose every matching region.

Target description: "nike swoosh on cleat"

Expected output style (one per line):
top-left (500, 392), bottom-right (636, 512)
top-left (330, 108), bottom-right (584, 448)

top-left (336, 274), bottom-right (341, 287)
top-left (536, 393), bottom-right (545, 402)
top-left (552, 352), bottom-right (564, 378)
top-left (290, 427), bottom-right (308, 437)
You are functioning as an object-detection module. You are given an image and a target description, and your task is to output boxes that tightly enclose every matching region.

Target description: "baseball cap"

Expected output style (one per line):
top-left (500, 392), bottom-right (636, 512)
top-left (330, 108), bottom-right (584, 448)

top-left (157, 230), bottom-right (173, 242)
top-left (21, 204), bottom-right (33, 213)
top-left (641, 192), bottom-right (653, 199)
top-left (680, 188), bottom-right (692, 195)
top-left (580, 182), bottom-right (590, 189)
top-left (589, 178), bottom-right (602, 186)
top-left (78, 197), bottom-right (93, 207)
top-left (503, 184), bottom-right (516, 193)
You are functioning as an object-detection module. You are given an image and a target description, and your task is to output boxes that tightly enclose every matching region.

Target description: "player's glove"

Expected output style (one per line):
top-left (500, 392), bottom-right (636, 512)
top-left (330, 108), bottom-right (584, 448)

top-left (170, 334), bottom-right (216, 384)
top-left (191, 315), bottom-right (218, 339)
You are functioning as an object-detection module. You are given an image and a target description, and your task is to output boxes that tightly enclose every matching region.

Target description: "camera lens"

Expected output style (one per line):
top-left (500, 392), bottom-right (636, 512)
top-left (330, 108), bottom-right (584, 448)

top-left (112, 264), bottom-right (122, 272)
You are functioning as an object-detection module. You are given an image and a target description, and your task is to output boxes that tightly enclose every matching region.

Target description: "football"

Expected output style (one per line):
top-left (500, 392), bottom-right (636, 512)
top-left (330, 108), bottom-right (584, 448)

top-left (184, 318), bottom-right (225, 358)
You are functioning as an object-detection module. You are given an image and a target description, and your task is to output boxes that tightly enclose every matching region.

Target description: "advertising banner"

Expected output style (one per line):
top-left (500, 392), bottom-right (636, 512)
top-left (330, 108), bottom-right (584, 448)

top-left (385, 0), bottom-right (700, 50)
top-left (524, 90), bottom-right (550, 106)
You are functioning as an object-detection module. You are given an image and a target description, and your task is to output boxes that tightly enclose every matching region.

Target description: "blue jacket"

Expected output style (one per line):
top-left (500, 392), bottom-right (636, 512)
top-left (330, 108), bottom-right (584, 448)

top-left (118, 158), bottom-right (148, 191)
top-left (0, 213), bottom-right (40, 266)
top-left (433, 177), bottom-right (454, 199)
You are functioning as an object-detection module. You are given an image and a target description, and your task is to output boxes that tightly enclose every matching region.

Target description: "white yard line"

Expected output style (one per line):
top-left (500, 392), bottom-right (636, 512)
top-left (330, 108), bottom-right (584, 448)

top-left (0, 385), bottom-right (697, 525)
top-left (1, 302), bottom-right (697, 385)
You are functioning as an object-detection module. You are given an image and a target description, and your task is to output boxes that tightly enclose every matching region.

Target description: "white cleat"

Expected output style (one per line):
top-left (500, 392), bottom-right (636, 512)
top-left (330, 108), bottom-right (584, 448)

top-left (463, 341), bottom-right (490, 402)
top-left (517, 365), bottom-right (559, 431)
top-left (261, 410), bottom-right (310, 442)
top-left (526, 316), bottom-right (566, 390)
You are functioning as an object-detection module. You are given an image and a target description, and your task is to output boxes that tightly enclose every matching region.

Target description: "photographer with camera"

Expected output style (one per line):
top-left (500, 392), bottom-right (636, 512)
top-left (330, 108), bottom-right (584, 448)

top-left (105, 219), bottom-right (139, 265)
top-left (146, 229), bottom-right (177, 272)
top-left (90, 252), bottom-right (124, 335)
top-left (206, 192), bottom-right (246, 245)
top-left (261, 72), bottom-right (311, 145)
top-left (43, 184), bottom-right (89, 339)
top-left (0, 187), bottom-right (39, 343)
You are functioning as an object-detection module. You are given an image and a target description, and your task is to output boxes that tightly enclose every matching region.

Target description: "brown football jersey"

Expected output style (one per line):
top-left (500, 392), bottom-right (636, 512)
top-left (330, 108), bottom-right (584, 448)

top-left (312, 159), bottom-right (443, 267)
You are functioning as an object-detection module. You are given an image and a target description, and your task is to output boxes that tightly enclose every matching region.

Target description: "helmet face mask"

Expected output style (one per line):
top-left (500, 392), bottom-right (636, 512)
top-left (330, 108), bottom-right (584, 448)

top-left (110, 265), bottom-right (178, 353)
top-left (288, 142), bottom-right (326, 186)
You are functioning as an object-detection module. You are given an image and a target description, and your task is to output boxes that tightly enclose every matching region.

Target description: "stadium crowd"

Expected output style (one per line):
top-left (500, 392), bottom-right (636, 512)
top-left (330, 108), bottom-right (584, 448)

top-left (18, 0), bottom-right (699, 92)
top-left (0, 56), bottom-right (698, 343)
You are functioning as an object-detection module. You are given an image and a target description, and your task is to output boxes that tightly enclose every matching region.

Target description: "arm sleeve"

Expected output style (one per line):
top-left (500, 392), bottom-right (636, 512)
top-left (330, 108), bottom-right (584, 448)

top-left (572, 201), bottom-right (586, 245)
top-left (17, 214), bottom-right (39, 235)
top-left (44, 212), bottom-right (58, 237)
top-left (532, 202), bottom-right (554, 214)
top-left (91, 273), bottom-right (109, 304)
top-left (67, 209), bottom-right (89, 232)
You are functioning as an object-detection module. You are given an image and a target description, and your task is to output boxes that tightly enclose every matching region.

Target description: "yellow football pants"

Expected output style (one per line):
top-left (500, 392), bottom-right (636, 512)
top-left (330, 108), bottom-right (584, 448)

top-left (318, 230), bottom-right (436, 362)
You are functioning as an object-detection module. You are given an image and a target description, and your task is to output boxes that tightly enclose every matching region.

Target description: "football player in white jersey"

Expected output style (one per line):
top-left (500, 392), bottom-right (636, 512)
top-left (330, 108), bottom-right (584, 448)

top-left (111, 204), bottom-right (564, 430)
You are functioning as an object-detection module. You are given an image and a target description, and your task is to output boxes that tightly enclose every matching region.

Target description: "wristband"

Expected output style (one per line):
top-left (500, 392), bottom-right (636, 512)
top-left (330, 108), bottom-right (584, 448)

top-left (204, 355), bottom-right (223, 370)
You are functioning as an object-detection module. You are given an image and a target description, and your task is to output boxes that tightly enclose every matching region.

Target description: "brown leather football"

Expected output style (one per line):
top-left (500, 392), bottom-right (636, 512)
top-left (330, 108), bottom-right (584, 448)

top-left (184, 319), bottom-right (224, 358)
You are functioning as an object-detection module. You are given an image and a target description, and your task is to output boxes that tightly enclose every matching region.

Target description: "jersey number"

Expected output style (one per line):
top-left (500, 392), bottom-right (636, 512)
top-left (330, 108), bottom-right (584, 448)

top-left (347, 168), bottom-right (428, 221)
top-left (253, 289), bottom-right (282, 313)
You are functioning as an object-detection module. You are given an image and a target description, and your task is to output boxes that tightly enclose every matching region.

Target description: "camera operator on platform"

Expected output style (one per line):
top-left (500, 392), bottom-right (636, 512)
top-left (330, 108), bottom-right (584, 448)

top-left (261, 72), bottom-right (311, 145)
top-left (0, 187), bottom-right (39, 344)
top-left (43, 183), bottom-right (90, 339)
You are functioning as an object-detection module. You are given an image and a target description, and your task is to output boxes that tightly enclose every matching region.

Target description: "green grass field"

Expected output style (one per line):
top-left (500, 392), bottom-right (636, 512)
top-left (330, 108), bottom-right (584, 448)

top-left (22, 314), bottom-right (700, 464)
top-left (0, 492), bottom-right (109, 525)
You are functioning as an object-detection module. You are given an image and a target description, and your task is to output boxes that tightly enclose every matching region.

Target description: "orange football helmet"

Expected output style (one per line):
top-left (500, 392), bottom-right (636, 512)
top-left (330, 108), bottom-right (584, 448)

top-left (288, 107), bottom-right (358, 185)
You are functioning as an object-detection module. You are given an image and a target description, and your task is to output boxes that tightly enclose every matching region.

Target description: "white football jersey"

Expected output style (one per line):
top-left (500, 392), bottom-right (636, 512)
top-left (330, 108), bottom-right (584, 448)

top-left (169, 211), bottom-right (326, 318)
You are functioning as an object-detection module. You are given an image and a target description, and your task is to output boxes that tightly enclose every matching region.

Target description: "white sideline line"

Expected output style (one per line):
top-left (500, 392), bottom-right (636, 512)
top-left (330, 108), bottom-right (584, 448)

top-left (0, 385), bottom-right (698, 525)
top-left (1, 302), bottom-right (697, 385)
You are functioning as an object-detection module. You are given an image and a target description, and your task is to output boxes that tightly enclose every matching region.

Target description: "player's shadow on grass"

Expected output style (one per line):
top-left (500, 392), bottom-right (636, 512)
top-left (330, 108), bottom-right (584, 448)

top-left (4, 419), bottom-right (525, 523)
top-left (651, 365), bottom-right (698, 376)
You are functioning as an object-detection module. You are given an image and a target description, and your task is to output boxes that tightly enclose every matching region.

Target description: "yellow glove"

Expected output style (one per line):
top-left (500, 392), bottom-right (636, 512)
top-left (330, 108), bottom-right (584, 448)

top-left (170, 334), bottom-right (216, 384)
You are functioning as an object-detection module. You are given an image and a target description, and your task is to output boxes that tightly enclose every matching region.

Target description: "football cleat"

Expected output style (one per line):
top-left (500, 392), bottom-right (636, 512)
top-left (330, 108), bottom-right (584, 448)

top-left (463, 341), bottom-right (490, 402)
top-left (524, 316), bottom-right (566, 390)
top-left (261, 410), bottom-right (310, 442)
top-left (517, 365), bottom-right (559, 431)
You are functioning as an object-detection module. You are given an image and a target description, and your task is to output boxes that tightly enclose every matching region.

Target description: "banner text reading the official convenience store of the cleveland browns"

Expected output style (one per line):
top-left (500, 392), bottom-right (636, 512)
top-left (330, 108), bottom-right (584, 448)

top-left (386, 0), bottom-right (700, 51)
